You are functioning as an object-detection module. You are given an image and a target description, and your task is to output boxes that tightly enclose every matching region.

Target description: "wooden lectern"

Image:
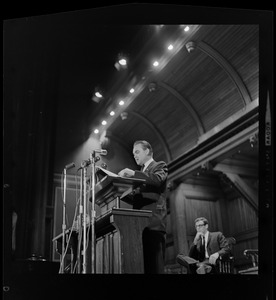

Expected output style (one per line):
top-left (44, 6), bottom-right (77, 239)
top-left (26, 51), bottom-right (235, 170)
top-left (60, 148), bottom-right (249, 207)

top-left (53, 168), bottom-right (152, 274)
top-left (95, 208), bottom-right (152, 273)
top-left (94, 169), bottom-right (152, 273)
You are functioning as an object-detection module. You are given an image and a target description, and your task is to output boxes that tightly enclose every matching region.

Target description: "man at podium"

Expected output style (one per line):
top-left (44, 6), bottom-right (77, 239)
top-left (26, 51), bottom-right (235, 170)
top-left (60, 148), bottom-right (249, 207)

top-left (118, 140), bottom-right (168, 274)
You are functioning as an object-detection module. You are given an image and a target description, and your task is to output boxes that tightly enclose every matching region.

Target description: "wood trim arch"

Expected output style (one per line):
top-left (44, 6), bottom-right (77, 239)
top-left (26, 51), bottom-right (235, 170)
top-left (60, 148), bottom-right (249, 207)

top-left (157, 81), bottom-right (205, 136)
top-left (196, 41), bottom-right (252, 106)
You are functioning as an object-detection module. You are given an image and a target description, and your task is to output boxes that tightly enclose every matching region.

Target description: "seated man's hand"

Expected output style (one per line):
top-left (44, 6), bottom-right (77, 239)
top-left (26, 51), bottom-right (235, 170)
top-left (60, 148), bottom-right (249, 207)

top-left (193, 232), bottom-right (203, 245)
top-left (118, 168), bottom-right (135, 177)
top-left (209, 252), bottom-right (219, 265)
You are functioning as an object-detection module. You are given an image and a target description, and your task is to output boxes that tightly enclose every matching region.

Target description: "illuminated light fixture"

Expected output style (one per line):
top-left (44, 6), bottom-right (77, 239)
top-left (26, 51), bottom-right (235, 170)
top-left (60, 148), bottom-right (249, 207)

top-left (153, 61), bottom-right (159, 67)
top-left (92, 95), bottom-right (102, 103)
top-left (94, 129), bottom-right (99, 134)
top-left (101, 120), bottom-right (107, 125)
top-left (92, 87), bottom-right (104, 103)
top-left (184, 26), bottom-right (190, 32)
top-left (114, 53), bottom-right (128, 71)
top-left (95, 91), bottom-right (103, 98)
top-left (118, 58), bottom-right (127, 66)
top-left (129, 88), bottom-right (135, 93)
top-left (168, 44), bottom-right (174, 50)
top-left (119, 100), bottom-right (125, 106)
top-left (110, 111), bottom-right (115, 116)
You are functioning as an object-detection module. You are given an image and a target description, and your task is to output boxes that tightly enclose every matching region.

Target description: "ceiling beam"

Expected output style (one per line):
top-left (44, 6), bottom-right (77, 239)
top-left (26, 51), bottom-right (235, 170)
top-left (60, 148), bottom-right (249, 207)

top-left (224, 173), bottom-right (258, 211)
top-left (168, 121), bottom-right (258, 182)
top-left (213, 162), bottom-right (258, 177)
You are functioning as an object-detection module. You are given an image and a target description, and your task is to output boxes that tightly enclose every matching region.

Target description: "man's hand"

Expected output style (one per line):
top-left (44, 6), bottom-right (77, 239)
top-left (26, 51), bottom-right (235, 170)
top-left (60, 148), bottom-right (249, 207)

top-left (209, 252), bottom-right (219, 265)
top-left (118, 168), bottom-right (135, 177)
top-left (193, 232), bottom-right (203, 244)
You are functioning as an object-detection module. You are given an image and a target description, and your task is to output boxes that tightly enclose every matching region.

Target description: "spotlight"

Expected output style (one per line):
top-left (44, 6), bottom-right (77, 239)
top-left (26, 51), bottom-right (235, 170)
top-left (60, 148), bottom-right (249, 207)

top-left (185, 41), bottom-right (196, 53)
top-left (168, 44), bottom-right (174, 51)
top-left (153, 61), bottom-right (159, 67)
top-left (114, 54), bottom-right (128, 71)
top-left (92, 87), bottom-right (104, 103)
top-left (120, 112), bottom-right (128, 120)
top-left (95, 91), bottom-right (103, 98)
top-left (118, 58), bottom-right (127, 66)
top-left (148, 82), bottom-right (157, 92)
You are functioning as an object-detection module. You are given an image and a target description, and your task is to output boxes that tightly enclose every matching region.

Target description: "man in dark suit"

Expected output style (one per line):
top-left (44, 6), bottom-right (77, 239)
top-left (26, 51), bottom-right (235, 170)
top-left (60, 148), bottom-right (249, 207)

top-left (177, 217), bottom-right (230, 274)
top-left (118, 140), bottom-right (168, 274)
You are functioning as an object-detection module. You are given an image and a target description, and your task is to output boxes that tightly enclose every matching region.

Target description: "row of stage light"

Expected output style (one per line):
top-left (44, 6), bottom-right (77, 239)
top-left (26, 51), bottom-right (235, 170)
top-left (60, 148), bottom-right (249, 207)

top-left (91, 25), bottom-right (194, 136)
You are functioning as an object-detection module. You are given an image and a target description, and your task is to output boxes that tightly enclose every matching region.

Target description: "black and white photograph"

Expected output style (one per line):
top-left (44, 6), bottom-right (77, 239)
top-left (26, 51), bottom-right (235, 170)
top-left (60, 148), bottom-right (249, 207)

top-left (3, 4), bottom-right (273, 300)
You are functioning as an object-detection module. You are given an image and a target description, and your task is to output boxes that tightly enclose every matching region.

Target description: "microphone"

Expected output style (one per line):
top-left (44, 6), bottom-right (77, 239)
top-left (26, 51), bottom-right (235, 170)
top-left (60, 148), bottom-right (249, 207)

top-left (77, 160), bottom-right (90, 171)
top-left (64, 162), bottom-right (75, 170)
top-left (92, 149), bottom-right (108, 155)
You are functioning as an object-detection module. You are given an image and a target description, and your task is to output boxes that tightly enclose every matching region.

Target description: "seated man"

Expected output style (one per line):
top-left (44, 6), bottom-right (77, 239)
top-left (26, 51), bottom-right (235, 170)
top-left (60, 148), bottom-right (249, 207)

top-left (177, 217), bottom-right (230, 274)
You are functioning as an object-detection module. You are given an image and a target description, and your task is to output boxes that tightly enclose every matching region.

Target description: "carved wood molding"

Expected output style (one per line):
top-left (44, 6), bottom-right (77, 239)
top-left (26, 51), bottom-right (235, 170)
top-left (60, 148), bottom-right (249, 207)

top-left (168, 105), bottom-right (258, 182)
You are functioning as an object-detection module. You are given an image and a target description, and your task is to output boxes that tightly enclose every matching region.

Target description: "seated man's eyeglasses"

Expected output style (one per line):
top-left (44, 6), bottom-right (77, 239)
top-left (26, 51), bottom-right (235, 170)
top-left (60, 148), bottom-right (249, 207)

top-left (195, 223), bottom-right (206, 228)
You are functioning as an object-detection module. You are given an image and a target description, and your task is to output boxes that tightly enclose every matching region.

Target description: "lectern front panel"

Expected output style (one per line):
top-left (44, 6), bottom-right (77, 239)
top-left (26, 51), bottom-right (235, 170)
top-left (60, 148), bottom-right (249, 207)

top-left (96, 230), bottom-right (121, 273)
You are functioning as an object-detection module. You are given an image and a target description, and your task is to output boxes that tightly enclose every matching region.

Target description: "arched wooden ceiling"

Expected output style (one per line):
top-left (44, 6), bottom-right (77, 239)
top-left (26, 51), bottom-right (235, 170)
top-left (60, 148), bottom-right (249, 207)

top-left (96, 24), bottom-right (259, 163)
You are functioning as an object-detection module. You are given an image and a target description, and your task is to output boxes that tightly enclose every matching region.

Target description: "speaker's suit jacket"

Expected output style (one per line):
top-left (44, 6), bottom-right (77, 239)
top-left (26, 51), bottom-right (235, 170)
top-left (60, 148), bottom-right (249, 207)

top-left (127, 160), bottom-right (168, 232)
top-left (189, 231), bottom-right (230, 262)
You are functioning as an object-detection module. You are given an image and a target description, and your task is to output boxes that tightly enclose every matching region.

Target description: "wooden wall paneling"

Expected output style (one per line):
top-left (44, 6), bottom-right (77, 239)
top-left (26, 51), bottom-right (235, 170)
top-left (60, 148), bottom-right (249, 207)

top-left (214, 199), bottom-right (223, 232)
top-left (96, 237), bottom-right (103, 273)
top-left (178, 183), bottom-right (224, 201)
top-left (224, 173), bottom-right (258, 210)
top-left (217, 197), bottom-right (232, 237)
top-left (103, 234), bottom-right (109, 273)
top-left (169, 184), bottom-right (188, 255)
top-left (112, 230), bottom-right (121, 273)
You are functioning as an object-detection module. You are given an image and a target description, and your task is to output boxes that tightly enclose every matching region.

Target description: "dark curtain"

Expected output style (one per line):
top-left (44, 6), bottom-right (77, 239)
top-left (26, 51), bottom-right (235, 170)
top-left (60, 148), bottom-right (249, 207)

top-left (3, 16), bottom-right (60, 262)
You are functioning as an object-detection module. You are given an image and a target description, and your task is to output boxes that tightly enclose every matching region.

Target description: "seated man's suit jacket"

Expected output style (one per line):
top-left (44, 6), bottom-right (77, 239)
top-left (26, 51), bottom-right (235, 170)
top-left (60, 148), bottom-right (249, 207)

top-left (189, 231), bottom-right (231, 262)
top-left (126, 160), bottom-right (168, 233)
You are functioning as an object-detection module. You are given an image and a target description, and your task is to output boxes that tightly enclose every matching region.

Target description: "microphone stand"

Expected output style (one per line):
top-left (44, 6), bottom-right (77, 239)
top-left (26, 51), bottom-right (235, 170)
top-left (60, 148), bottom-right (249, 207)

top-left (82, 165), bottom-right (88, 273)
top-left (60, 167), bottom-right (67, 273)
top-left (89, 151), bottom-right (98, 274)
top-left (77, 167), bottom-right (83, 274)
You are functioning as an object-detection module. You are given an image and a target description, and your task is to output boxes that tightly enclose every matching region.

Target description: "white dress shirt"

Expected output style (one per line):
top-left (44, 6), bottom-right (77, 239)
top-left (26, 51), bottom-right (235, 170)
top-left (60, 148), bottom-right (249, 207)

top-left (142, 157), bottom-right (154, 172)
top-left (203, 231), bottom-right (209, 258)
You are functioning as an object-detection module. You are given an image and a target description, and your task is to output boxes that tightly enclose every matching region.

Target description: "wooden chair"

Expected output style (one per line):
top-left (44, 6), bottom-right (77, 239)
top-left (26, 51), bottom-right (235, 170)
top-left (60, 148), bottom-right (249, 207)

top-left (238, 249), bottom-right (258, 274)
top-left (176, 237), bottom-right (236, 274)
top-left (216, 237), bottom-right (236, 274)
top-left (243, 249), bottom-right (258, 267)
